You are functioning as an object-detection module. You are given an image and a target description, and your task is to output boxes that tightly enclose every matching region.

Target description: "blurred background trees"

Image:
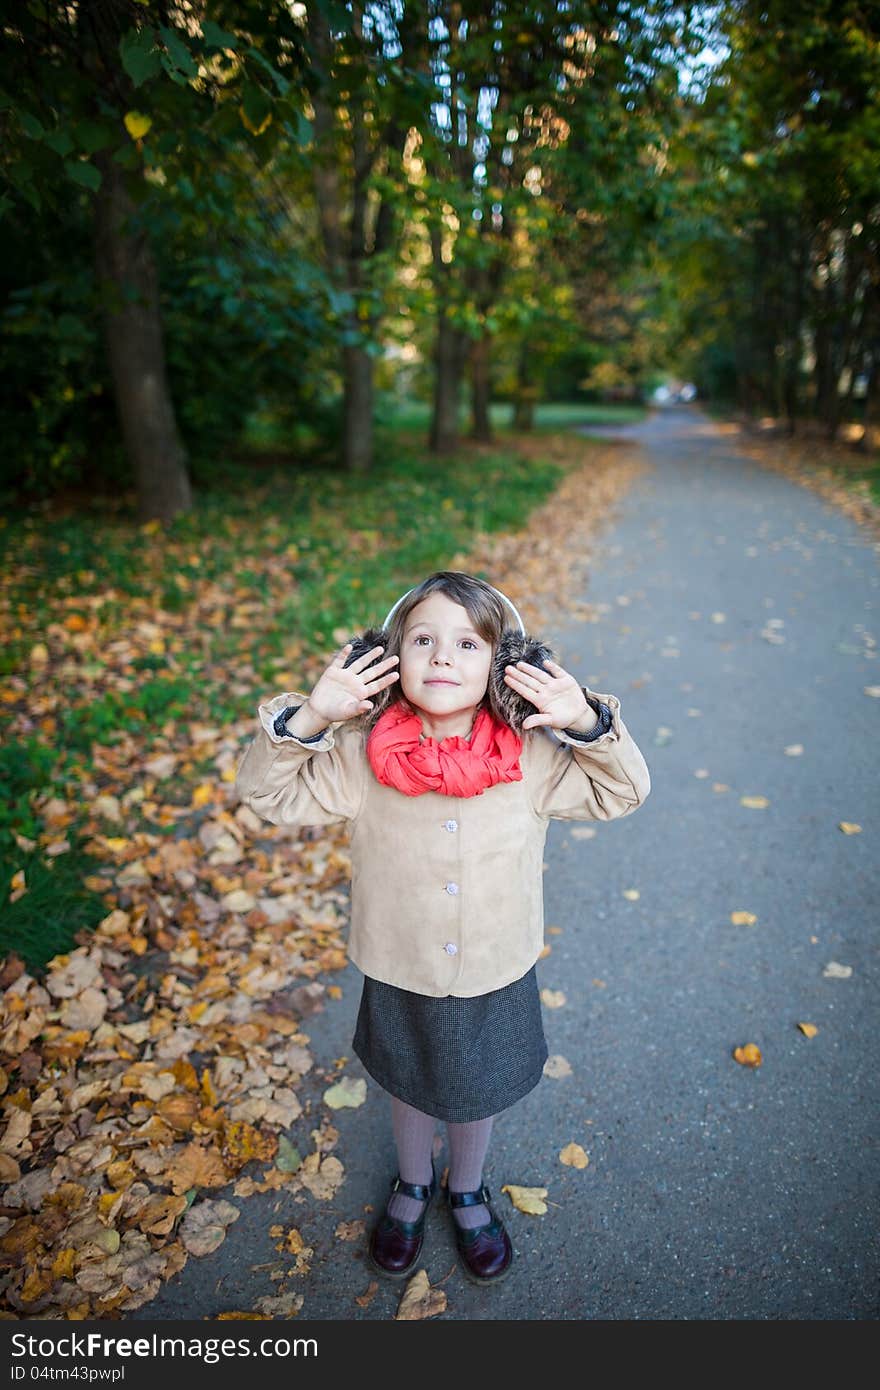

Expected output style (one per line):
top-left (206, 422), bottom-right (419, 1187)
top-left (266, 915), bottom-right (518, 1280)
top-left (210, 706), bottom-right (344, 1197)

top-left (2, 0), bottom-right (877, 520)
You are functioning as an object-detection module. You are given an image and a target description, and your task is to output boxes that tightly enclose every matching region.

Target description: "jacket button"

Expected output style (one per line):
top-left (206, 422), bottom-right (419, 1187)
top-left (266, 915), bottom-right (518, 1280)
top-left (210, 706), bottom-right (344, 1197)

top-left (445, 882), bottom-right (459, 895)
top-left (444, 942), bottom-right (458, 955)
top-left (444, 819), bottom-right (458, 832)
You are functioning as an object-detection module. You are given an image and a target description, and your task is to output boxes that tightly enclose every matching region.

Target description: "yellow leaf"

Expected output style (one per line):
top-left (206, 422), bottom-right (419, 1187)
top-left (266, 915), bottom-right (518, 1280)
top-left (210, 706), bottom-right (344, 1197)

top-left (622, 888), bottom-right (640, 900)
top-left (797, 1023), bottom-right (818, 1038)
top-left (740, 795), bottom-right (769, 809)
top-left (559, 1143), bottom-right (589, 1169)
top-left (52, 1249), bottom-right (76, 1279)
top-left (501, 1183), bottom-right (548, 1215)
top-left (192, 783), bottom-right (214, 807)
top-left (216, 1312), bottom-right (272, 1320)
top-left (124, 111), bottom-right (153, 140)
top-left (540, 988), bottom-right (566, 1009)
top-left (839, 822), bottom-right (861, 834)
top-left (222, 1121), bottom-right (278, 1167)
top-left (730, 911), bottom-right (757, 926)
top-left (733, 1043), bottom-right (762, 1067)
top-left (97, 1192), bottom-right (124, 1224)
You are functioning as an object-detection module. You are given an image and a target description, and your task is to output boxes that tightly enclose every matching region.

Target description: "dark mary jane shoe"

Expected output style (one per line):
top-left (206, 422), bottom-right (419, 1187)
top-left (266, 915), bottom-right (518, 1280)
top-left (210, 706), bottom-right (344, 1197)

top-left (368, 1167), bottom-right (437, 1280)
top-left (448, 1182), bottom-right (513, 1285)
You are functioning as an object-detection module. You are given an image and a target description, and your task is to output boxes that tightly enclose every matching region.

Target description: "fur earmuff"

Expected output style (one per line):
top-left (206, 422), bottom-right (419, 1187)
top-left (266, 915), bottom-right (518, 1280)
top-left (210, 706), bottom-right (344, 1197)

top-left (343, 627), bottom-right (556, 734)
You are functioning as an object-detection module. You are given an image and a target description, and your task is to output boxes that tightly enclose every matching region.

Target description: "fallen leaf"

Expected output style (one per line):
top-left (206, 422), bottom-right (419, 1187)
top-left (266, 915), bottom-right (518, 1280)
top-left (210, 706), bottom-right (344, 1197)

top-left (501, 1183), bottom-right (548, 1215)
top-left (784, 744), bottom-right (803, 756)
top-left (280, 1228), bottom-right (305, 1255)
top-left (796, 1023), bottom-right (818, 1038)
top-left (252, 1291), bottom-right (304, 1317)
top-left (540, 989), bottom-right (566, 1009)
top-left (335, 1220), bottom-right (366, 1241)
top-left (167, 1142), bottom-right (228, 1195)
top-left (355, 1280), bottom-right (379, 1308)
top-left (559, 1143), bottom-right (589, 1169)
top-left (323, 1076), bottom-right (366, 1110)
top-left (730, 911), bottom-right (758, 926)
top-left (823, 961), bottom-right (852, 979)
top-left (740, 795), bottom-right (769, 809)
top-left (543, 1055), bottom-right (573, 1079)
top-left (216, 1312), bottom-right (272, 1320)
top-left (157, 1094), bottom-right (200, 1134)
top-left (297, 1153), bottom-right (345, 1200)
top-left (733, 1044), bottom-right (762, 1067)
top-left (395, 1268), bottom-right (447, 1320)
top-left (863, 686), bottom-right (880, 698)
top-left (275, 1137), bottom-right (302, 1174)
top-left (0, 1153), bottom-right (21, 1182)
top-left (570, 826), bottom-right (596, 840)
top-left (136, 1195), bottom-right (187, 1237)
top-left (222, 1121), bottom-right (278, 1168)
top-left (838, 822), bottom-right (861, 834)
top-left (622, 889), bottom-right (640, 900)
top-left (179, 1199), bottom-right (239, 1257)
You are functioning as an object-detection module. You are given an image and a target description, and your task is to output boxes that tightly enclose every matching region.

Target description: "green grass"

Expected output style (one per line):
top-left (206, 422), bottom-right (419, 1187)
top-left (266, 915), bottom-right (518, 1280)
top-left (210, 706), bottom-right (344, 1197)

top-left (2, 404), bottom-right (617, 970)
top-left (371, 397), bottom-right (648, 434)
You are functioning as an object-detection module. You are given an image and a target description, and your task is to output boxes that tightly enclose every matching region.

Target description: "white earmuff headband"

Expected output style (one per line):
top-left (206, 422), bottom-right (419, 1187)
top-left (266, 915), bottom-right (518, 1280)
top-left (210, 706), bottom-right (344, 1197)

top-left (382, 583), bottom-right (526, 636)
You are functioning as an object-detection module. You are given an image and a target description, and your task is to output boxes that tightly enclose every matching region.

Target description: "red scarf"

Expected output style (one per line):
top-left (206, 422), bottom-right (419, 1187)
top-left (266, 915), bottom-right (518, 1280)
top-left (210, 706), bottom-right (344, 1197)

top-left (366, 701), bottom-right (523, 798)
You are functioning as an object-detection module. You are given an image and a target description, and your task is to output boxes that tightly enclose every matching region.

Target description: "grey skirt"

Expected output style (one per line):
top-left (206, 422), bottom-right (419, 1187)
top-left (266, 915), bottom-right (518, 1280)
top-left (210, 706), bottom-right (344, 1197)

top-left (351, 965), bottom-right (548, 1123)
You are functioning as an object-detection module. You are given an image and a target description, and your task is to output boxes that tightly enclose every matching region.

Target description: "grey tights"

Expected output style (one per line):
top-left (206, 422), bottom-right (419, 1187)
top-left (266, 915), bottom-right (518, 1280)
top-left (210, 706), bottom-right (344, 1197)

top-left (386, 1095), bottom-right (494, 1230)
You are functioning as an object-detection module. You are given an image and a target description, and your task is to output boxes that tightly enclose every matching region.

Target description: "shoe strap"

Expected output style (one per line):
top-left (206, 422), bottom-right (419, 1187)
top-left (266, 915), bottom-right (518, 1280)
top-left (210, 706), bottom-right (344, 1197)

top-left (448, 1182), bottom-right (491, 1209)
top-left (390, 1173), bottom-right (434, 1202)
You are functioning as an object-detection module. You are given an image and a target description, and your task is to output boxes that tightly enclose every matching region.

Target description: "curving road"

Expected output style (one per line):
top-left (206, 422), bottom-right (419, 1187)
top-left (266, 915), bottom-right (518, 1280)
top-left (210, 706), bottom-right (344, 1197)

top-left (137, 405), bottom-right (879, 1322)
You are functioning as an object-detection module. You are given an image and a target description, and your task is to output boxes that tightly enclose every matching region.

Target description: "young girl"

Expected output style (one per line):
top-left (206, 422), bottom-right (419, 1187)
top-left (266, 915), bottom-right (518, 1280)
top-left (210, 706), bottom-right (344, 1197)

top-left (235, 570), bottom-right (650, 1287)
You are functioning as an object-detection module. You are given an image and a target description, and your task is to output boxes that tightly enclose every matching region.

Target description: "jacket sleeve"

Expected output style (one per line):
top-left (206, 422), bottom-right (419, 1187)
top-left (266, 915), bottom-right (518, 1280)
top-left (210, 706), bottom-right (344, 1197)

top-left (234, 691), bottom-right (366, 827)
top-left (527, 686), bottom-right (651, 822)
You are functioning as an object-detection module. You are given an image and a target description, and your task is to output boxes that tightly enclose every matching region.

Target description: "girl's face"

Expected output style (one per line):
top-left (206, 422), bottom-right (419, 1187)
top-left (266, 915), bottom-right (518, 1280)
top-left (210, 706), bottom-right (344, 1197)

top-left (398, 592), bottom-right (493, 727)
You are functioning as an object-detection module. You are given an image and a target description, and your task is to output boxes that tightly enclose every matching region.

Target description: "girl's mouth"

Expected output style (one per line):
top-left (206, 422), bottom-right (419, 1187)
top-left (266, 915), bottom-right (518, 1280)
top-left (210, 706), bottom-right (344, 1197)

top-left (425, 679), bottom-right (459, 686)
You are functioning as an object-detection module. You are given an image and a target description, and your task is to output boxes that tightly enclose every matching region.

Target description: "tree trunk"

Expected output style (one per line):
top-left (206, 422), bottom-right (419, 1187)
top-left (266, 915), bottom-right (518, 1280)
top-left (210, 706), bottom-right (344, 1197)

top-left (431, 312), bottom-right (465, 453)
top-left (512, 343), bottom-right (535, 430)
top-left (470, 332), bottom-right (492, 442)
top-left (343, 342), bottom-right (373, 472)
top-left (93, 153), bottom-right (192, 523)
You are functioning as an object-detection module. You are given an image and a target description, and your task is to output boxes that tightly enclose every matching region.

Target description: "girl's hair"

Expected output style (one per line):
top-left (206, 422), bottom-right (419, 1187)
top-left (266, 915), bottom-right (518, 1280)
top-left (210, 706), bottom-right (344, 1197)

top-left (356, 570), bottom-right (512, 735)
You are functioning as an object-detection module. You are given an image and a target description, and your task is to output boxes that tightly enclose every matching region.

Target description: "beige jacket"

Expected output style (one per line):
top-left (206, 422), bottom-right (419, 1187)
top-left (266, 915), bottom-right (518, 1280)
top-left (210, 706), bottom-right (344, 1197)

top-left (234, 687), bottom-right (651, 998)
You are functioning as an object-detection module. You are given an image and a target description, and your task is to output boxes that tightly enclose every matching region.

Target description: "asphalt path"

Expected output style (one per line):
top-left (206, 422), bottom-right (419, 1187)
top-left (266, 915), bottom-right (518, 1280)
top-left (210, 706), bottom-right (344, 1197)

top-left (136, 404), bottom-right (879, 1322)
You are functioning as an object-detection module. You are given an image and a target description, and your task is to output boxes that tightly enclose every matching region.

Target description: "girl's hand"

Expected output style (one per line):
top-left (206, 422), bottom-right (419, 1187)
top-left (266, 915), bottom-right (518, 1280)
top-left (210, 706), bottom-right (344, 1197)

top-left (503, 658), bottom-right (591, 732)
top-left (306, 642), bottom-right (399, 724)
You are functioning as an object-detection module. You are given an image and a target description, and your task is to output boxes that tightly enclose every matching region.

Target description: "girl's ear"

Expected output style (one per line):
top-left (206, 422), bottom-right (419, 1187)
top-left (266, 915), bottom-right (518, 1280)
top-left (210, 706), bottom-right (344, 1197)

top-left (342, 626), bottom-right (389, 670)
top-left (491, 629), bottom-right (557, 733)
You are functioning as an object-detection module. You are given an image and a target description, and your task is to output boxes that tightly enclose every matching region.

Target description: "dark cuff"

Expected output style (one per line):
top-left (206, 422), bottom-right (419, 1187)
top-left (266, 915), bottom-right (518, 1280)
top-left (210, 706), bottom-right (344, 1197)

top-left (273, 704), bottom-right (328, 742)
top-left (563, 696), bottom-right (614, 743)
